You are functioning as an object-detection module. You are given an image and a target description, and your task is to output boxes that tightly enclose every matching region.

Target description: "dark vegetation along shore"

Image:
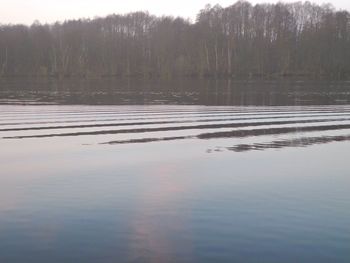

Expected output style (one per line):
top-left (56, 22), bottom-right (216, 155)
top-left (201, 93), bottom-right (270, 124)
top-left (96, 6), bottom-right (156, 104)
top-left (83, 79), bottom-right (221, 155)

top-left (0, 1), bottom-right (350, 80)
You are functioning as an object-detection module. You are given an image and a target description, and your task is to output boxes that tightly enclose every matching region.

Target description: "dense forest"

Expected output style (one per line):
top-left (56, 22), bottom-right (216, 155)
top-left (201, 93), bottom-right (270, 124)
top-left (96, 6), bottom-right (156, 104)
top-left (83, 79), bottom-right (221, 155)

top-left (0, 1), bottom-right (350, 79)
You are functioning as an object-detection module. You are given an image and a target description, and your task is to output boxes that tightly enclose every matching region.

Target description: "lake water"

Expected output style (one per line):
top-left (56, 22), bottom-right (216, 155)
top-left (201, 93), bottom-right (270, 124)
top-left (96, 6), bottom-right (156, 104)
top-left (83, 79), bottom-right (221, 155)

top-left (1, 78), bottom-right (350, 105)
top-left (0, 81), bottom-right (350, 262)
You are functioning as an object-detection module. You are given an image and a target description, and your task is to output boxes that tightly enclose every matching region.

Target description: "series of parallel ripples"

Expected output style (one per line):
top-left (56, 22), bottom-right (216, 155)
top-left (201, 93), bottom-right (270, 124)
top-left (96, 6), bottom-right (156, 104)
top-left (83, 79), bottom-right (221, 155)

top-left (1, 104), bottom-right (350, 263)
top-left (1, 105), bottom-right (350, 152)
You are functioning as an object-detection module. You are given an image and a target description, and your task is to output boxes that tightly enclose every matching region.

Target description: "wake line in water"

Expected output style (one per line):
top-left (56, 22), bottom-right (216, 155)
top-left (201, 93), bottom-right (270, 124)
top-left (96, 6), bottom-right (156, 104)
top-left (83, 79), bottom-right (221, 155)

top-left (2, 112), bottom-right (350, 127)
top-left (102, 125), bottom-right (350, 145)
top-left (221, 134), bottom-right (350, 152)
top-left (2, 109), bottom-right (350, 121)
top-left (197, 124), bottom-right (350, 139)
top-left (101, 136), bottom-right (193, 145)
top-left (0, 120), bottom-right (177, 131)
top-left (4, 118), bottom-right (350, 139)
top-left (2, 115), bottom-right (350, 132)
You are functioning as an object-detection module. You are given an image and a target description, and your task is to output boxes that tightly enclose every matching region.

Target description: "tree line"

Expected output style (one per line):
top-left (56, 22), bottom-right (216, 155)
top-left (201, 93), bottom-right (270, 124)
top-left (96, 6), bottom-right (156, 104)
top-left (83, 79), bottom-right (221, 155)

top-left (0, 1), bottom-right (349, 79)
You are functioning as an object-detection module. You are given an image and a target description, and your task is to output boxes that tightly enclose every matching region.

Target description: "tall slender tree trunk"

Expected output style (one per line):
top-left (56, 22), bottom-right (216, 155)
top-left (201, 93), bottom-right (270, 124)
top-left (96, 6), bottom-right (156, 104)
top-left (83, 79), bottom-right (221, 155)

top-left (1, 47), bottom-right (8, 77)
top-left (227, 39), bottom-right (232, 76)
top-left (0, 47), bottom-right (8, 76)
top-left (205, 42), bottom-right (210, 73)
top-left (215, 40), bottom-right (219, 76)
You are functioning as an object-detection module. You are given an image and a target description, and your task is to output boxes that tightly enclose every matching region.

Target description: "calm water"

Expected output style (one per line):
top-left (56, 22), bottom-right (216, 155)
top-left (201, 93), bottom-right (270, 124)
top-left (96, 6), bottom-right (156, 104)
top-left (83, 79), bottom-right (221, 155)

top-left (0, 81), bottom-right (350, 263)
top-left (1, 78), bottom-right (350, 105)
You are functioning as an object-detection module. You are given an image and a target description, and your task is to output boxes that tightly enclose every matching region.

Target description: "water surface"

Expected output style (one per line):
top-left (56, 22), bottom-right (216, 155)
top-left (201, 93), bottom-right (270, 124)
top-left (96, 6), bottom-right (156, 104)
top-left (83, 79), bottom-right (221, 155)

top-left (0, 104), bottom-right (349, 263)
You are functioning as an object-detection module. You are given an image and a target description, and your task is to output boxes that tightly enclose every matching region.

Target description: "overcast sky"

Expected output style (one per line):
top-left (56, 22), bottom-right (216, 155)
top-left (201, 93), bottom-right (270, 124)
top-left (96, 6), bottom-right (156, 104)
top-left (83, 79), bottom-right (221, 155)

top-left (0, 0), bottom-right (349, 25)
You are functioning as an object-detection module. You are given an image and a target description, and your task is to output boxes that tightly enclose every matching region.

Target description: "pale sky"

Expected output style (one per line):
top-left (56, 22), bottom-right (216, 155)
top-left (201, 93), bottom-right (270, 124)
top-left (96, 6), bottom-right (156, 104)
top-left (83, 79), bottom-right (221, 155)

top-left (0, 0), bottom-right (349, 25)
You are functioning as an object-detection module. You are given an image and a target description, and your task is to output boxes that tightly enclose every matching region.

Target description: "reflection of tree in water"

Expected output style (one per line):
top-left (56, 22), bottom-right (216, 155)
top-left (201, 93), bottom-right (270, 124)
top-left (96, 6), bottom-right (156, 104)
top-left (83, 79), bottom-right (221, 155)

top-left (0, 79), bottom-right (350, 106)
